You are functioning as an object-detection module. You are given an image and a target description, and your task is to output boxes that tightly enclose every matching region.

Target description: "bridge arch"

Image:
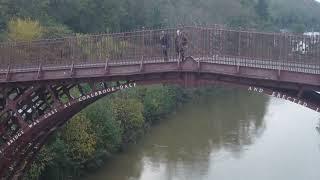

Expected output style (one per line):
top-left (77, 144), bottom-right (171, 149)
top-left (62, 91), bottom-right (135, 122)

top-left (1, 57), bottom-right (320, 179)
top-left (0, 25), bottom-right (320, 179)
top-left (0, 82), bottom-right (141, 179)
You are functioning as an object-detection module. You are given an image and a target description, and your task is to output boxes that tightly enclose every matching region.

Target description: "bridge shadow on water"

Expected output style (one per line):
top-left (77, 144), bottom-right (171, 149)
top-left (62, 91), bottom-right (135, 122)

top-left (85, 88), bottom-right (269, 180)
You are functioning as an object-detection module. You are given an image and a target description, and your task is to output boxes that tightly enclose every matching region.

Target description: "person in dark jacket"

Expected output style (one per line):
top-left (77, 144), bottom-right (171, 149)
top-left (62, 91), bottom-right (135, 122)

top-left (160, 31), bottom-right (169, 61)
top-left (175, 29), bottom-right (188, 61)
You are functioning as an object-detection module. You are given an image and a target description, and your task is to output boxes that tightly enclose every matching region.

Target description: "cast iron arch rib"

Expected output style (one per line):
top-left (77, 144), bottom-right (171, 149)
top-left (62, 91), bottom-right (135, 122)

top-left (0, 81), bottom-right (137, 180)
top-left (0, 69), bottom-right (319, 179)
top-left (0, 24), bottom-right (320, 178)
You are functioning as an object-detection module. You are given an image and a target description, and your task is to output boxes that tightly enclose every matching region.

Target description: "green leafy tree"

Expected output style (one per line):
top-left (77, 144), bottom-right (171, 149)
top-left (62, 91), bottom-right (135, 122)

top-left (27, 146), bottom-right (54, 180)
top-left (112, 97), bottom-right (144, 142)
top-left (43, 22), bottom-right (73, 38)
top-left (255, 0), bottom-right (270, 21)
top-left (84, 98), bottom-right (122, 152)
top-left (143, 85), bottom-right (177, 122)
top-left (62, 114), bottom-right (97, 162)
top-left (291, 23), bottom-right (306, 33)
top-left (39, 137), bottom-right (76, 180)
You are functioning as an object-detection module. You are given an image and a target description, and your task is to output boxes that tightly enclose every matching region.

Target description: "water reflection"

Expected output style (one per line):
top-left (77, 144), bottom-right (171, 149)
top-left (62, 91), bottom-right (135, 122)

top-left (84, 89), bottom-right (268, 180)
top-left (138, 89), bottom-right (268, 180)
top-left (85, 88), bottom-right (320, 180)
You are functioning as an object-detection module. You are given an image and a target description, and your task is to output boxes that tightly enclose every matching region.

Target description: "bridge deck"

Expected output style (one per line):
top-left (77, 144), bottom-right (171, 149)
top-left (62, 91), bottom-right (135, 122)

top-left (1, 55), bottom-right (320, 73)
top-left (0, 26), bottom-right (319, 82)
top-left (1, 26), bottom-right (320, 180)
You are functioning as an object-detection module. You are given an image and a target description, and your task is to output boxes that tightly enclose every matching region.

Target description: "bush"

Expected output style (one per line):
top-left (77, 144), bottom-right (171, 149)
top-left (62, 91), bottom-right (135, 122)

top-left (112, 97), bottom-right (145, 143)
top-left (143, 85), bottom-right (178, 122)
top-left (61, 114), bottom-right (97, 162)
top-left (84, 98), bottom-right (122, 152)
top-left (7, 18), bottom-right (43, 41)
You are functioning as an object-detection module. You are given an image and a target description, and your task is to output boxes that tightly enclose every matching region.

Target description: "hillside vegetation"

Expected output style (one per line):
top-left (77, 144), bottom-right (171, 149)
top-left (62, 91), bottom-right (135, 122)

top-left (270, 0), bottom-right (320, 31)
top-left (1, 0), bottom-right (320, 39)
top-left (0, 0), bottom-right (319, 179)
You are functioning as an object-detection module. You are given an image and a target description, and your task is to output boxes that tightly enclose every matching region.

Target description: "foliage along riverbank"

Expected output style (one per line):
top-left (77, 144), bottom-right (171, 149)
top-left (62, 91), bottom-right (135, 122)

top-left (27, 85), bottom-right (194, 179)
top-left (1, 1), bottom-right (319, 179)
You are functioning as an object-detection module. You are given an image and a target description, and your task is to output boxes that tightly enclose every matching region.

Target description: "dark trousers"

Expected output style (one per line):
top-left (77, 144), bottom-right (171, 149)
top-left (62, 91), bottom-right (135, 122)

top-left (176, 48), bottom-right (185, 61)
top-left (162, 46), bottom-right (168, 61)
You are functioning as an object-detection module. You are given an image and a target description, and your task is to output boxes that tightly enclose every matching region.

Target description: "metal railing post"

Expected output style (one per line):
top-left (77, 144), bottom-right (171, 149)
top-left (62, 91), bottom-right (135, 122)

top-left (141, 27), bottom-right (145, 64)
top-left (237, 30), bottom-right (241, 67)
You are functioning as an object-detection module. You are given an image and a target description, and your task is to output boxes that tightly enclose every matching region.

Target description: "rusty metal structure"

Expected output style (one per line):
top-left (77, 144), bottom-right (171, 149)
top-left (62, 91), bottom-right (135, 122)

top-left (0, 26), bottom-right (320, 179)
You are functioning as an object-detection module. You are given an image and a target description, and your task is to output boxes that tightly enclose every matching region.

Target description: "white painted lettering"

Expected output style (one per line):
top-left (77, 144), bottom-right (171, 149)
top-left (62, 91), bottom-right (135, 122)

top-left (282, 94), bottom-right (286, 99)
top-left (277, 93), bottom-right (281, 98)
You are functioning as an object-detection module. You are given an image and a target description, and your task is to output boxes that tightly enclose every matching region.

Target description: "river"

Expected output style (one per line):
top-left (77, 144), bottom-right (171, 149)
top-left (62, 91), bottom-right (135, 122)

top-left (84, 89), bottom-right (320, 180)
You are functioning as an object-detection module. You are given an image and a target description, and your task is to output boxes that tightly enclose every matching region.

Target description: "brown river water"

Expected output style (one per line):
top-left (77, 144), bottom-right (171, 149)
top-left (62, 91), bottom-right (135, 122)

top-left (84, 89), bottom-right (320, 180)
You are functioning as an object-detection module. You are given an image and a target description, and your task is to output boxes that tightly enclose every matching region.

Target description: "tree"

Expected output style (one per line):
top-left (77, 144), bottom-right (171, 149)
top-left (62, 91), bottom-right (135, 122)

top-left (62, 114), bottom-right (97, 162)
top-left (255, 0), bottom-right (270, 20)
top-left (27, 146), bottom-right (54, 180)
top-left (112, 97), bottom-right (144, 142)
top-left (291, 23), bottom-right (306, 33)
top-left (7, 18), bottom-right (43, 41)
top-left (43, 22), bottom-right (73, 38)
top-left (143, 85), bottom-right (177, 122)
top-left (84, 98), bottom-right (122, 152)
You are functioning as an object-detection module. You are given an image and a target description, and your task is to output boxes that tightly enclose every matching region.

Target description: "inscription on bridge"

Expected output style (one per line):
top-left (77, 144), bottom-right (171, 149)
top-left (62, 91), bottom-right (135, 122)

top-left (0, 82), bottom-right (137, 154)
top-left (248, 86), bottom-right (320, 112)
top-left (5, 131), bottom-right (24, 147)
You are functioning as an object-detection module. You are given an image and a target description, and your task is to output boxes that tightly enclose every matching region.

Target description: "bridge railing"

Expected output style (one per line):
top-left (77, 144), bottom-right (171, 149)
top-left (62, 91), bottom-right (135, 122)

top-left (0, 28), bottom-right (181, 69)
top-left (187, 27), bottom-right (320, 73)
top-left (0, 26), bottom-right (320, 74)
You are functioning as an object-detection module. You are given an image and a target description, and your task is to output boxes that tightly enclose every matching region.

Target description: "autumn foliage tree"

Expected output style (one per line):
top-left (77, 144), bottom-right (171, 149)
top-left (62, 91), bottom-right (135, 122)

top-left (7, 18), bottom-right (43, 41)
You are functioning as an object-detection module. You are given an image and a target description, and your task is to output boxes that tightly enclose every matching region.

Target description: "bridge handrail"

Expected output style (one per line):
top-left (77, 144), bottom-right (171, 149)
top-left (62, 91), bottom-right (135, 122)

top-left (0, 26), bottom-right (319, 74)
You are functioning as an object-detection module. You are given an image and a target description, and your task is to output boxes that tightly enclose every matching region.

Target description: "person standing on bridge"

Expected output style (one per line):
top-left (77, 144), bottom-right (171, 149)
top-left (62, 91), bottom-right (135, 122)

top-left (175, 29), bottom-right (188, 61)
top-left (160, 31), bottom-right (169, 61)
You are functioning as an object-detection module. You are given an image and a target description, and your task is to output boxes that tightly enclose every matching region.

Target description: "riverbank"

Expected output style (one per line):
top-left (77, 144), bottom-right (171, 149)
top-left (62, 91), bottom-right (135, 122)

top-left (83, 89), bottom-right (320, 180)
top-left (28, 85), bottom-right (200, 180)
